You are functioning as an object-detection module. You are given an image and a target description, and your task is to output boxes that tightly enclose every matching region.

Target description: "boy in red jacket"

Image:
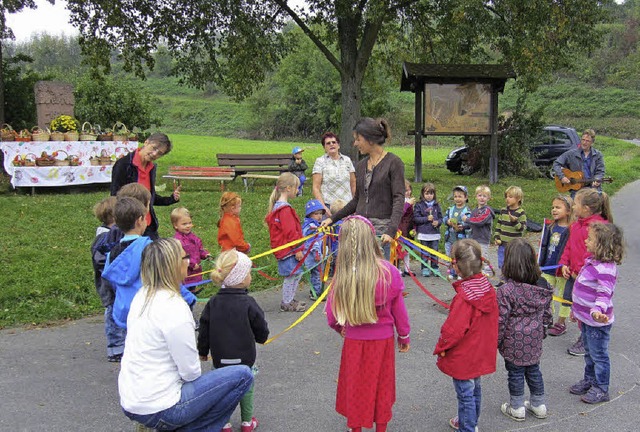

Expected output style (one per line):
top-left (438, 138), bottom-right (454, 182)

top-left (434, 239), bottom-right (498, 432)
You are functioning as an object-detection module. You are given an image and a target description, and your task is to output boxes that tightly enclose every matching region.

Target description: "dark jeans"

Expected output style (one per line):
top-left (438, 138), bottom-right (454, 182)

top-left (582, 323), bottom-right (611, 392)
top-left (104, 304), bottom-right (126, 357)
top-left (452, 377), bottom-right (481, 432)
top-left (419, 239), bottom-right (439, 272)
top-left (504, 360), bottom-right (545, 408)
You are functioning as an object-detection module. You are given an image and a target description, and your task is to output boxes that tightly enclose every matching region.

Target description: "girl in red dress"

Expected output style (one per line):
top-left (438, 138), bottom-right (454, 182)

top-left (326, 215), bottom-right (411, 432)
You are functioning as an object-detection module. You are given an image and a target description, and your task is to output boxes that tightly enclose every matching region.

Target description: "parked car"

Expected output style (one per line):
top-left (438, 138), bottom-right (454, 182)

top-left (445, 125), bottom-right (581, 176)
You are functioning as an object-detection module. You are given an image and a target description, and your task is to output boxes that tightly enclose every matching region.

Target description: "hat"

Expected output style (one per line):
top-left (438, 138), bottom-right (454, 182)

top-left (292, 146), bottom-right (304, 155)
top-left (305, 199), bottom-right (325, 217)
top-left (453, 185), bottom-right (468, 195)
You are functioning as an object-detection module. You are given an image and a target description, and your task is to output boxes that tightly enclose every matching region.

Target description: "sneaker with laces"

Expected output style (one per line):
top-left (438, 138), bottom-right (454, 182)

top-left (548, 322), bottom-right (567, 336)
top-left (309, 290), bottom-right (319, 301)
top-left (448, 416), bottom-right (479, 431)
top-left (567, 337), bottom-right (585, 356)
top-left (422, 268), bottom-right (431, 277)
top-left (581, 386), bottom-right (610, 404)
top-left (280, 301), bottom-right (306, 312)
top-left (501, 403), bottom-right (525, 421)
top-left (241, 416), bottom-right (259, 432)
top-left (221, 422), bottom-right (233, 432)
top-left (569, 379), bottom-right (592, 395)
top-left (524, 401), bottom-right (548, 419)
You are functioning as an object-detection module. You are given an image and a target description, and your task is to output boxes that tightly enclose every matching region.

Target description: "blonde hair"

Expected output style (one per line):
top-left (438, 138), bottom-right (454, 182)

top-left (330, 217), bottom-right (389, 326)
top-left (210, 249), bottom-right (240, 285)
top-left (170, 207), bottom-right (191, 225)
top-left (588, 222), bottom-right (624, 264)
top-left (117, 183), bottom-right (151, 207)
top-left (582, 129), bottom-right (596, 141)
top-left (551, 194), bottom-right (573, 225)
top-left (450, 239), bottom-right (483, 278)
top-left (330, 199), bottom-right (347, 214)
top-left (475, 185), bottom-right (491, 199)
top-left (266, 172), bottom-right (299, 215)
top-left (574, 188), bottom-right (613, 222)
top-left (93, 196), bottom-right (117, 225)
top-left (218, 192), bottom-right (242, 226)
top-left (139, 238), bottom-right (183, 312)
top-left (504, 185), bottom-right (523, 205)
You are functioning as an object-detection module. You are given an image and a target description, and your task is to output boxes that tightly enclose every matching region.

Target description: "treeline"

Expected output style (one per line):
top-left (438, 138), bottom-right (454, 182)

top-left (3, 0), bottom-right (639, 139)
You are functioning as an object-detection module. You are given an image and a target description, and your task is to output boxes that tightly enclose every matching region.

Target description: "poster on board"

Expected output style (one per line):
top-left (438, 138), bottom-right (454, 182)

top-left (424, 83), bottom-right (492, 134)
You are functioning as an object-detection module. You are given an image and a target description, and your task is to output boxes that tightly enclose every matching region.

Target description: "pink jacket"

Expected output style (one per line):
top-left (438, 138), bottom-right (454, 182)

top-left (558, 213), bottom-right (607, 275)
top-left (326, 260), bottom-right (411, 345)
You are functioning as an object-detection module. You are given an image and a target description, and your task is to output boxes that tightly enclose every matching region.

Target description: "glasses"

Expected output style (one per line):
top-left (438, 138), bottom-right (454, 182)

top-left (182, 254), bottom-right (190, 262)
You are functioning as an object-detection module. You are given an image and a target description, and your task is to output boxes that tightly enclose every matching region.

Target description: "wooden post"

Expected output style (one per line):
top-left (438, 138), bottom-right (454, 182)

top-left (414, 85), bottom-right (423, 182)
top-left (489, 87), bottom-right (499, 184)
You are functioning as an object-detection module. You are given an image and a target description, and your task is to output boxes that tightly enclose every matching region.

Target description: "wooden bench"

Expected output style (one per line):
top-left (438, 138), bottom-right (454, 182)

top-left (217, 153), bottom-right (291, 191)
top-left (163, 166), bottom-right (236, 190)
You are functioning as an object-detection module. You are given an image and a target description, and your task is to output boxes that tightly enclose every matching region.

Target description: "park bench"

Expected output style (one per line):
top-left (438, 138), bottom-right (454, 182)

top-left (163, 166), bottom-right (236, 190)
top-left (216, 153), bottom-right (291, 191)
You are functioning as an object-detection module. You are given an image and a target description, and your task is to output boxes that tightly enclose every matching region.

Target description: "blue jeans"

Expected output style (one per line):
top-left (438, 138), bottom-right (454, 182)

top-left (582, 323), bottom-right (611, 392)
top-left (445, 241), bottom-right (457, 278)
top-left (420, 239), bottom-right (439, 273)
top-left (504, 360), bottom-right (545, 408)
top-left (452, 377), bottom-right (481, 432)
top-left (497, 244), bottom-right (505, 269)
top-left (304, 253), bottom-right (322, 295)
top-left (124, 365), bottom-right (253, 431)
top-left (105, 304), bottom-right (126, 357)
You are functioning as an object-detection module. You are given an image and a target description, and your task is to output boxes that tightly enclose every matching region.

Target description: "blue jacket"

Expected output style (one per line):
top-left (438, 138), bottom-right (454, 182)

top-left (302, 217), bottom-right (323, 258)
top-left (443, 204), bottom-right (472, 243)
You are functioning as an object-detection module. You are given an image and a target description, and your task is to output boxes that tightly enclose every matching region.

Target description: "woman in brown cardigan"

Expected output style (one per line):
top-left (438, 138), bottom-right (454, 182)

top-left (321, 118), bottom-right (406, 258)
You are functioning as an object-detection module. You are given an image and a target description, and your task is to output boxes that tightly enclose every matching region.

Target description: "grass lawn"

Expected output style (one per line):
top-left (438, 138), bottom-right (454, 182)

top-left (1, 135), bottom-right (638, 329)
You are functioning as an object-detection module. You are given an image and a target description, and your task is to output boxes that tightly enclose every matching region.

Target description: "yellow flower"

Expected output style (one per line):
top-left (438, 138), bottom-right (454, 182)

top-left (50, 115), bottom-right (79, 133)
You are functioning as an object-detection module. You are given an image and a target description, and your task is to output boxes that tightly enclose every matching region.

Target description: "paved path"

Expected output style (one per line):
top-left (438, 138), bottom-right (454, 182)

top-left (2, 182), bottom-right (639, 432)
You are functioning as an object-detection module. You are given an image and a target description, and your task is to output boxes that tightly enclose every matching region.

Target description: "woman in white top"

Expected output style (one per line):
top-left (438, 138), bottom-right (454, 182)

top-left (312, 132), bottom-right (356, 215)
top-left (119, 238), bottom-right (253, 431)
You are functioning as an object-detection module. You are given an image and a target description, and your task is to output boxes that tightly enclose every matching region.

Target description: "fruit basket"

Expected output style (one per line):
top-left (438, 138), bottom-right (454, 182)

top-left (15, 129), bottom-right (32, 142)
top-left (12, 153), bottom-right (36, 166)
top-left (35, 151), bottom-right (56, 166)
top-left (79, 122), bottom-right (98, 141)
top-left (31, 126), bottom-right (51, 142)
top-left (54, 150), bottom-right (70, 166)
top-left (1, 124), bottom-right (16, 141)
top-left (112, 122), bottom-right (130, 142)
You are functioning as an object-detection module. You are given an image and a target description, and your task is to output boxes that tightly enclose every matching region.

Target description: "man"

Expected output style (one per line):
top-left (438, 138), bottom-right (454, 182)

top-left (553, 129), bottom-right (605, 196)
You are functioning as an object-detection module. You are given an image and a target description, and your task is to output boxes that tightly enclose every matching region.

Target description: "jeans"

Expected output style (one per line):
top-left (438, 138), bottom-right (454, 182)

top-left (304, 253), bottom-right (322, 295)
top-left (124, 365), bottom-right (253, 431)
top-left (504, 360), bottom-right (545, 408)
top-left (452, 377), bottom-right (481, 432)
top-left (582, 323), bottom-right (611, 392)
top-left (105, 304), bottom-right (126, 357)
top-left (419, 239), bottom-right (439, 273)
top-left (497, 244), bottom-right (505, 269)
top-left (445, 241), bottom-right (457, 278)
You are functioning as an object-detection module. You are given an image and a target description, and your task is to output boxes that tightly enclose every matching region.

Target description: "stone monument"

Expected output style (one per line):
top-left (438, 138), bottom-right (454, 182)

top-left (34, 81), bottom-right (75, 129)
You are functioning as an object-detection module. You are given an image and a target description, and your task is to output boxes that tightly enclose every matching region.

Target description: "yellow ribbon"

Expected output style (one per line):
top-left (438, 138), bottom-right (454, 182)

top-left (400, 236), bottom-right (452, 263)
top-left (553, 295), bottom-right (572, 305)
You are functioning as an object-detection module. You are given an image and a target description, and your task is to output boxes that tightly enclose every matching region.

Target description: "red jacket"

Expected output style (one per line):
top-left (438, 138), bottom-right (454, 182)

top-left (434, 273), bottom-right (498, 380)
top-left (558, 213), bottom-right (607, 275)
top-left (265, 202), bottom-right (303, 259)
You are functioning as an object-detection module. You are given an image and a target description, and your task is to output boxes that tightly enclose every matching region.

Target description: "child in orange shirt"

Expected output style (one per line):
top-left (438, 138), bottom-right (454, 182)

top-left (218, 192), bottom-right (251, 253)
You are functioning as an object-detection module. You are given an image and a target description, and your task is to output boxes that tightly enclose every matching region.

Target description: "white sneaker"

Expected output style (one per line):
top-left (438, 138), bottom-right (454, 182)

top-left (501, 403), bottom-right (525, 421)
top-left (524, 401), bottom-right (548, 419)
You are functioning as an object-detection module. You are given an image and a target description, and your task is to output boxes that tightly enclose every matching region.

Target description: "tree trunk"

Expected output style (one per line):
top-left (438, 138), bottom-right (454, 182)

top-left (0, 42), bottom-right (5, 125)
top-left (339, 73), bottom-right (362, 161)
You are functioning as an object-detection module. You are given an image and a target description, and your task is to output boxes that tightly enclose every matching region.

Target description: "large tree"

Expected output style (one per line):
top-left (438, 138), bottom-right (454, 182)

top-left (67, 0), bottom-right (609, 158)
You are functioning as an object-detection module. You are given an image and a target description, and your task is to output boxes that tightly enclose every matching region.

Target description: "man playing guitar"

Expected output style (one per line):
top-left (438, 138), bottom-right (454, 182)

top-left (553, 129), bottom-right (606, 196)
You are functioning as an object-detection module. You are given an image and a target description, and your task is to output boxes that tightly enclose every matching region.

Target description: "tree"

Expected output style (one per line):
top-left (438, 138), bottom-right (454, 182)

top-left (67, 0), bottom-right (610, 158)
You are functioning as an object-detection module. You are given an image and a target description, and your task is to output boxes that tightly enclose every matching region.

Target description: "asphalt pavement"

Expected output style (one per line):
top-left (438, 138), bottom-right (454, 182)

top-left (1, 181), bottom-right (639, 432)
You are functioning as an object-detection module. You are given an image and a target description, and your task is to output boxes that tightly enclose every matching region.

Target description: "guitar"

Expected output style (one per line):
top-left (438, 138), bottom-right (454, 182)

top-left (554, 168), bottom-right (613, 193)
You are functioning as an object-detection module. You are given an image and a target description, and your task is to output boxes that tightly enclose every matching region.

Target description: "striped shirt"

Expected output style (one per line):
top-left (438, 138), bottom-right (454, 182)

top-left (493, 206), bottom-right (526, 244)
top-left (572, 257), bottom-right (617, 326)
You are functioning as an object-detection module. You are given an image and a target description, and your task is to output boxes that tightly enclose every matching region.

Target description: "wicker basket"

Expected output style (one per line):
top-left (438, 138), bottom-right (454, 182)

top-left (112, 122), bottom-right (130, 142)
top-left (50, 131), bottom-right (65, 141)
top-left (1, 124), bottom-right (16, 141)
top-left (89, 157), bottom-right (100, 166)
top-left (68, 155), bottom-right (81, 166)
top-left (36, 157), bottom-right (56, 167)
top-left (54, 150), bottom-right (70, 166)
top-left (64, 131), bottom-right (80, 141)
top-left (31, 127), bottom-right (51, 142)
top-left (79, 122), bottom-right (98, 141)
top-left (98, 133), bottom-right (113, 141)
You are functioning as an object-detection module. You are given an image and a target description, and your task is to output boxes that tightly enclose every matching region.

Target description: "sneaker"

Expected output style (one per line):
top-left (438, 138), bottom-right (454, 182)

top-left (241, 417), bottom-right (259, 432)
top-left (581, 386), bottom-right (610, 404)
top-left (107, 354), bottom-right (122, 363)
top-left (568, 337), bottom-right (585, 356)
top-left (500, 403), bottom-right (525, 421)
top-left (548, 322), bottom-right (567, 336)
top-left (309, 291), bottom-right (319, 301)
top-left (422, 268), bottom-right (431, 277)
top-left (448, 416), bottom-right (479, 431)
top-left (569, 379), bottom-right (592, 395)
top-left (135, 423), bottom-right (154, 432)
top-left (280, 301), bottom-right (306, 312)
top-left (221, 422), bottom-right (233, 432)
top-left (524, 401), bottom-right (548, 419)
top-left (292, 298), bottom-right (306, 307)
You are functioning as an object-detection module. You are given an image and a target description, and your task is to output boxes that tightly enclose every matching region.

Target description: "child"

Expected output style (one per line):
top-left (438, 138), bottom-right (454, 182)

top-left (538, 195), bottom-right (572, 336)
top-left (569, 222), bottom-right (624, 404)
top-left (171, 207), bottom-right (211, 287)
top-left (498, 239), bottom-right (553, 422)
top-left (326, 215), bottom-right (411, 432)
top-left (397, 180), bottom-right (416, 276)
top-left (559, 188), bottom-right (612, 356)
top-left (265, 172), bottom-right (307, 312)
top-left (443, 185), bottom-right (471, 279)
top-left (462, 185), bottom-right (494, 272)
top-left (218, 192), bottom-right (251, 253)
top-left (494, 186), bottom-right (527, 269)
top-left (93, 196), bottom-right (117, 236)
top-left (303, 199), bottom-right (326, 300)
top-left (413, 182), bottom-right (443, 277)
top-left (289, 146), bottom-right (308, 196)
top-left (327, 199), bottom-right (347, 277)
top-left (198, 250), bottom-right (269, 432)
top-left (434, 239), bottom-right (498, 432)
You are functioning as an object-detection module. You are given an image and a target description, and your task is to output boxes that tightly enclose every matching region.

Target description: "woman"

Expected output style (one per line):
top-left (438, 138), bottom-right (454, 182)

top-left (119, 238), bottom-right (253, 431)
top-left (111, 133), bottom-right (181, 239)
top-left (321, 118), bottom-right (406, 252)
top-left (311, 132), bottom-right (356, 215)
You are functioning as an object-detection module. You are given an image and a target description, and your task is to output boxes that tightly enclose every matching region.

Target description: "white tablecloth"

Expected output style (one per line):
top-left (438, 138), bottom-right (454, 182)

top-left (1, 140), bottom-right (139, 188)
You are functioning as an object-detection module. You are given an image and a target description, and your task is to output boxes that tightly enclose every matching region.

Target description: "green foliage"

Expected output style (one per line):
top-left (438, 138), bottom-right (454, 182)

top-left (13, 34), bottom-right (84, 76)
top-left (73, 72), bottom-right (163, 130)
top-left (2, 53), bottom-right (50, 129)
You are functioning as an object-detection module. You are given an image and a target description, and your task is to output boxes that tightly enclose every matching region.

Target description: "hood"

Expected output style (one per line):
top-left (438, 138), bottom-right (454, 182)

top-left (453, 273), bottom-right (496, 313)
top-left (502, 277), bottom-right (554, 312)
top-left (102, 237), bottom-right (152, 287)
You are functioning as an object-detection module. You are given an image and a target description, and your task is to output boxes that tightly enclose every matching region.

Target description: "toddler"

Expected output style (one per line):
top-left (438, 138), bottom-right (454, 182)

top-left (413, 182), bottom-right (443, 277)
top-left (171, 207), bottom-right (211, 287)
top-left (494, 185), bottom-right (527, 268)
top-left (288, 146), bottom-right (308, 196)
top-left (462, 185), bottom-right (494, 272)
top-left (218, 192), bottom-right (251, 253)
top-left (443, 185), bottom-right (471, 279)
top-left (303, 199), bottom-right (326, 300)
top-left (396, 179), bottom-right (415, 276)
